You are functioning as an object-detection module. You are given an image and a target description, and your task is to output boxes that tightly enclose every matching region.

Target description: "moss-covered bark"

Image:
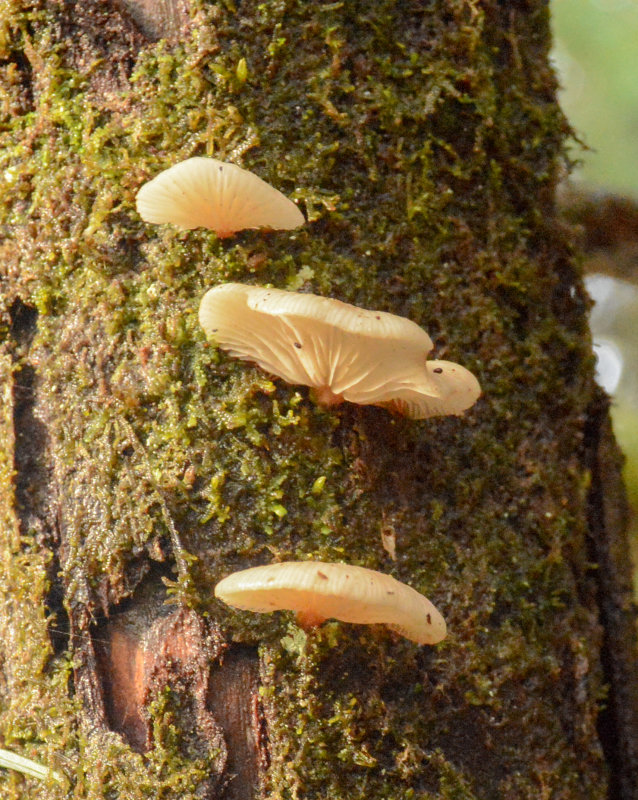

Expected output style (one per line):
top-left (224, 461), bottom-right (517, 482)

top-left (0, 1), bottom-right (635, 798)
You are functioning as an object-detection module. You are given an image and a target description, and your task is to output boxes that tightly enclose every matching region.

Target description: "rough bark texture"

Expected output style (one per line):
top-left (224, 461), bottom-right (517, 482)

top-left (0, 1), bottom-right (636, 799)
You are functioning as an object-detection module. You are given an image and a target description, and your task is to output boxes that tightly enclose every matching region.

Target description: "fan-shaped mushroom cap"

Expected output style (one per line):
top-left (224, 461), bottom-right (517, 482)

top-left (136, 157), bottom-right (304, 237)
top-left (383, 360), bottom-right (482, 419)
top-left (214, 561), bottom-right (446, 644)
top-left (198, 282), bottom-right (481, 418)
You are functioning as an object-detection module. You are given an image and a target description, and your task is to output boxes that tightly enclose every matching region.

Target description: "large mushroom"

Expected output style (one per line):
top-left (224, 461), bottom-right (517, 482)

top-left (136, 157), bottom-right (305, 237)
top-left (214, 561), bottom-right (447, 645)
top-left (198, 282), bottom-right (481, 419)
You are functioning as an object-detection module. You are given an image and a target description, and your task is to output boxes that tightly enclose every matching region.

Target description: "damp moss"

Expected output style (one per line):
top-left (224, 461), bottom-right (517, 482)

top-left (0, 0), bottom-right (613, 798)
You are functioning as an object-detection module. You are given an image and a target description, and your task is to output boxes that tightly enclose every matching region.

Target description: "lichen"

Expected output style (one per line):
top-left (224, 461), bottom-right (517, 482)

top-left (0, 0), bottom-right (612, 797)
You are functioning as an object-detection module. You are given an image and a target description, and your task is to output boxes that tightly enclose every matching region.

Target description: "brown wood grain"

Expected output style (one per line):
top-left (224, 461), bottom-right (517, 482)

top-left (114, 0), bottom-right (191, 41)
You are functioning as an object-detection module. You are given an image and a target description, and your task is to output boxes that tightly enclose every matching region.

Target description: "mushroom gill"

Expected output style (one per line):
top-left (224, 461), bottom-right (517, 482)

top-left (136, 157), bottom-right (304, 237)
top-left (199, 282), bottom-right (481, 419)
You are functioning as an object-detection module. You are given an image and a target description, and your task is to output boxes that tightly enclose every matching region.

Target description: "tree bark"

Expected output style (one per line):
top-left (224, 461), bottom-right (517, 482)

top-left (0, 1), bottom-right (636, 799)
top-left (559, 183), bottom-right (638, 283)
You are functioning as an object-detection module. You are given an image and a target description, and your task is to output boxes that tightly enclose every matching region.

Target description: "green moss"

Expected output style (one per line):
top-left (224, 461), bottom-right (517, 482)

top-left (0, 0), bottom-right (611, 798)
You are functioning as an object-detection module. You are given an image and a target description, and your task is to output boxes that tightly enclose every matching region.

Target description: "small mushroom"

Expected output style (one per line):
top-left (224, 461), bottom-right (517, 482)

top-left (198, 282), bottom-right (481, 418)
top-left (214, 561), bottom-right (446, 644)
top-left (136, 157), bottom-right (304, 237)
top-left (386, 360), bottom-right (482, 419)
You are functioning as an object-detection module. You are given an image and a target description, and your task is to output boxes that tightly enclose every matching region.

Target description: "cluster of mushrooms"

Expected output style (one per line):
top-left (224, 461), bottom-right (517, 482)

top-left (137, 157), bottom-right (482, 646)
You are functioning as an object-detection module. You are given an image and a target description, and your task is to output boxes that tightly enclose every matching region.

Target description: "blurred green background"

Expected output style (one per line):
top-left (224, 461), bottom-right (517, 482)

top-left (552, 0), bottom-right (638, 595)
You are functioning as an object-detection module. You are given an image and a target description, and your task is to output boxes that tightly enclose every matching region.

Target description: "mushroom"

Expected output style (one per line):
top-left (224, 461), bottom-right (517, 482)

top-left (198, 282), bottom-right (481, 418)
top-left (214, 561), bottom-right (446, 644)
top-left (386, 360), bottom-right (483, 419)
top-left (136, 157), bottom-right (304, 237)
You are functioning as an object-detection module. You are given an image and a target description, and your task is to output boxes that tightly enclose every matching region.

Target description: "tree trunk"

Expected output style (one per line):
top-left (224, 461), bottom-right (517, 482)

top-left (0, 1), bottom-right (636, 799)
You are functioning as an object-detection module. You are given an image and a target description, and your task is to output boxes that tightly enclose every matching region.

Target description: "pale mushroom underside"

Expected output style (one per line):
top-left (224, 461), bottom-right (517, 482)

top-left (199, 283), bottom-right (480, 418)
top-left (214, 561), bottom-right (447, 645)
top-left (136, 157), bottom-right (305, 235)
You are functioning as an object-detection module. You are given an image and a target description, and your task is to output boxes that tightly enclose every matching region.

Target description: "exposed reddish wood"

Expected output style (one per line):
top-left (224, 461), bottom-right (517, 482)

top-left (96, 599), bottom-right (226, 758)
top-left (94, 588), bottom-right (265, 799)
top-left (99, 624), bottom-right (148, 750)
top-left (207, 647), bottom-right (264, 800)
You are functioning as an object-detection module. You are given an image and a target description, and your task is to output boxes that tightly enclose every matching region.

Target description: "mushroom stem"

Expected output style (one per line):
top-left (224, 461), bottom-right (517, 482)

top-left (384, 398), bottom-right (409, 416)
top-left (311, 386), bottom-right (344, 407)
top-left (295, 610), bottom-right (328, 630)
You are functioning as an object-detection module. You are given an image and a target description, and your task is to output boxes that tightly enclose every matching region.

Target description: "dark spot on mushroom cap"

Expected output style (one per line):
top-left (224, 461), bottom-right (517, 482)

top-left (317, 571), bottom-right (328, 580)
top-left (375, 315), bottom-right (381, 319)
top-left (387, 590), bottom-right (395, 595)
top-left (294, 342), bottom-right (302, 349)
top-left (212, 328), bottom-right (218, 332)
top-left (433, 367), bottom-right (443, 374)
top-left (427, 613), bottom-right (432, 624)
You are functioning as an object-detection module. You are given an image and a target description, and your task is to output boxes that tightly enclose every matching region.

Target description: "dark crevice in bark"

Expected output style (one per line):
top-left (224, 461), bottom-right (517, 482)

top-left (0, 47), bottom-right (34, 115)
top-left (584, 390), bottom-right (638, 800)
top-left (9, 299), bottom-right (39, 528)
top-left (47, 557), bottom-right (73, 657)
top-left (8, 295), bottom-right (36, 347)
top-left (8, 299), bottom-right (72, 660)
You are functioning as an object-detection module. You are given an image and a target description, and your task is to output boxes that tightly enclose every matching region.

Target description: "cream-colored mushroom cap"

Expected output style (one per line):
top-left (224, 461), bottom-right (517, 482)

top-left (386, 360), bottom-right (482, 419)
top-left (199, 282), bottom-right (481, 418)
top-left (214, 561), bottom-right (447, 645)
top-left (136, 157), bottom-right (304, 236)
